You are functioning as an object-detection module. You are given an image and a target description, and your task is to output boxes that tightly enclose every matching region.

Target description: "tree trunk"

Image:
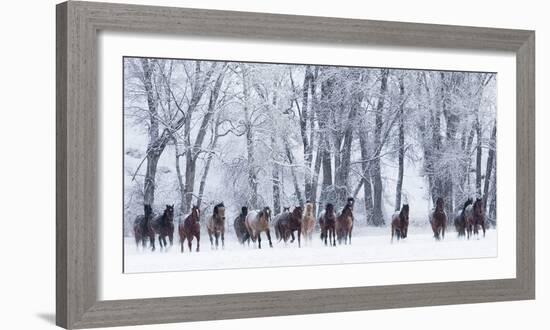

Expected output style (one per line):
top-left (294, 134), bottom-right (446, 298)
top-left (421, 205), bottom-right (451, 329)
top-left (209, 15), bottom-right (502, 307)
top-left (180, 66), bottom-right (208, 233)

top-left (395, 76), bottom-right (405, 211)
top-left (242, 67), bottom-right (258, 208)
top-left (285, 140), bottom-right (304, 206)
top-left (359, 129), bottom-right (373, 223)
top-left (371, 69), bottom-right (389, 226)
top-left (483, 122), bottom-right (496, 211)
top-left (475, 116), bottom-right (482, 196)
top-left (140, 58), bottom-right (160, 207)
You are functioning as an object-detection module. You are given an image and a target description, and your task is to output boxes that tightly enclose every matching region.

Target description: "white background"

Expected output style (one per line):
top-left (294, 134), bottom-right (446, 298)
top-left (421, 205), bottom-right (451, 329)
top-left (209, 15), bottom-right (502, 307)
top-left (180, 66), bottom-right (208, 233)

top-left (0, 0), bottom-right (547, 329)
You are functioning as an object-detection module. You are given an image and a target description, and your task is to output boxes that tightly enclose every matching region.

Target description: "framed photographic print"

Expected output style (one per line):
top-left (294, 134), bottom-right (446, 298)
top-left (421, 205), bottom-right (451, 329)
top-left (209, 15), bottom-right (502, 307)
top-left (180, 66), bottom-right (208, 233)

top-left (56, 1), bottom-right (535, 328)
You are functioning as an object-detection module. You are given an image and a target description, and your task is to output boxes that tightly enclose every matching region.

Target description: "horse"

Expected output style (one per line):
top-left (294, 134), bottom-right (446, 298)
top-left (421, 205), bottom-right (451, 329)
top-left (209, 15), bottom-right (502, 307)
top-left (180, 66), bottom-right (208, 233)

top-left (179, 205), bottom-right (201, 252)
top-left (429, 198), bottom-right (447, 240)
top-left (151, 204), bottom-right (175, 250)
top-left (454, 198), bottom-right (473, 237)
top-left (464, 198), bottom-right (486, 239)
top-left (319, 203), bottom-right (336, 246)
top-left (274, 206), bottom-right (303, 247)
top-left (234, 206), bottom-right (250, 245)
top-left (133, 204), bottom-right (155, 251)
top-left (391, 204), bottom-right (409, 242)
top-left (245, 206), bottom-right (273, 249)
top-left (301, 201), bottom-right (316, 243)
top-left (336, 197), bottom-right (354, 245)
top-left (207, 202), bottom-right (226, 249)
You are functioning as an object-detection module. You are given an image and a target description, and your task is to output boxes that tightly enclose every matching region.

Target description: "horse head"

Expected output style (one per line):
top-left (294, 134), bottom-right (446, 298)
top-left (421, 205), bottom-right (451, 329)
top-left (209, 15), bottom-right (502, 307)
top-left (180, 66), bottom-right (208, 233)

top-left (292, 206), bottom-right (303, 220)
top-left (283, 206), bottom-right (290, 213)
top-left (347, 197), bottom-right (355, 209)
top-left (214, 202), bottom-right (226, 221)
top-left (263, 206), bottom-right (272, 222)
top-left (474, 198), bottom-right (484, 215)
top-left (305, 202), bottom-right (313, 215)
top-left (241, 206), bottom-right (248, 217)
top-left (436, 198), bottom-right (444, 212)
top-left (191, 205), bottom-right (200, 221)
top-left (164, 204), bottom-right (175, 222)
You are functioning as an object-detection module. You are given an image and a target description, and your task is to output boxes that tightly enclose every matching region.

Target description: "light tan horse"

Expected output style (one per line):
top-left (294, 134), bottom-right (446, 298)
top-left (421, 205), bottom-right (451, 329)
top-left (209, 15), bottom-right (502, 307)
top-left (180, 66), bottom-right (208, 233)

top-left (302, 202), bottom-right (316, 244)
top-left (245, 206), bottom-right (273, 249)
top-left (206, 202), bottom-right (226, 249)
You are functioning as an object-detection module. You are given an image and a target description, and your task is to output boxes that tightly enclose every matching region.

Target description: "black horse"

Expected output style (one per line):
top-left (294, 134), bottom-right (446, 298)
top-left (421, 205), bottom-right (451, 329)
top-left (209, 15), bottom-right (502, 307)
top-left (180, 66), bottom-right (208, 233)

top-left (454, 198), bottom-right (473, 237)
top-left (151, 204), bottom-right (175, 250)
top-left (133, 204), bottom-right (155, 251)
top-left (234, 207), bottom-right (250, 245)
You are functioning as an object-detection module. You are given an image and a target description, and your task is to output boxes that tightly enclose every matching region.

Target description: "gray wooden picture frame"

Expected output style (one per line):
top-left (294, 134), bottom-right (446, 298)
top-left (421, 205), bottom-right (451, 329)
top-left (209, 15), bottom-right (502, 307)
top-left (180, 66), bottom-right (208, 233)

top-left (56, 1), bottom-right (535, 328)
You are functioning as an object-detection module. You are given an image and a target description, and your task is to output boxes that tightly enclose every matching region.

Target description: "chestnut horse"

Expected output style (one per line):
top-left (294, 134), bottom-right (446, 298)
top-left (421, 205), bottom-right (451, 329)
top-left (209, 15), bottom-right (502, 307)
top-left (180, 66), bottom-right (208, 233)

top-left (454, 198), bottom-right (473, 237)
top-left (464, 198), bottom-right (486, 239)
top-left (207, 202), bottom-right (226, 249)
top-left (391, 204), bottom-right (409, 242)
top-left (336, 197), bottom-right (354, 245)
top-left (151, 204), bottom-right (175, 250)
top-left (234, 206), bottom-right (250, 245)
top-left (301, 202), bottom-right (316, 243)
top-left (133, 204), bottom-right (155, 251)
top-left (274, 206), bottom-right (303, 247)
top-left (429, 198), bottom-right (447, 240)
top-left (179, 205), bottom-right (201, 252)
top-left (245, 206), bottom-right (273, 249)
top-left (319, 203), bottom-right (336, 246)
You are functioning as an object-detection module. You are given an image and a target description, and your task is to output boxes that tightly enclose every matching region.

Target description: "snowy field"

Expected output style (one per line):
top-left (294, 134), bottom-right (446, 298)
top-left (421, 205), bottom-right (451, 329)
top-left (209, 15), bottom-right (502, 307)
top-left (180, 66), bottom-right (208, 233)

top-left (124, 225), bottom-right (497, 273)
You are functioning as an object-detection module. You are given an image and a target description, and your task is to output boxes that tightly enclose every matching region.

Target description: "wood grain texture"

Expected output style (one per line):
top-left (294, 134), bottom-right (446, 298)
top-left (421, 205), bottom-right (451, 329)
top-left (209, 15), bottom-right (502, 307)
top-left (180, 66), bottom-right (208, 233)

top-left (56, 1), bottom-right (535, 328)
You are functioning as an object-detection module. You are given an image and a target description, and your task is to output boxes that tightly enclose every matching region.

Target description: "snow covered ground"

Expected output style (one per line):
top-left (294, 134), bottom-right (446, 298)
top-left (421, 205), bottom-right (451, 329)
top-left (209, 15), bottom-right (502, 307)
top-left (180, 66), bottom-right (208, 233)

top-left (124, 224), bottom-right (497, 273)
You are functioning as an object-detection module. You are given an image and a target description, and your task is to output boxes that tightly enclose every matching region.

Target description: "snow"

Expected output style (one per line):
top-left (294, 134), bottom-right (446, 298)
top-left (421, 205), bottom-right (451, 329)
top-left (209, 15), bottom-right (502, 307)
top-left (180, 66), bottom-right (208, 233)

top-left (124, 225), bottom-right (496, 273)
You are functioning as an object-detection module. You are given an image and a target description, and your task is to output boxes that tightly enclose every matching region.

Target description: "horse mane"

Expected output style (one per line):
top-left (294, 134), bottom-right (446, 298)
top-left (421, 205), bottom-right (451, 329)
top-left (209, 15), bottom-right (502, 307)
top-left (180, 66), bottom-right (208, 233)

top-left (400, 204), bottom-right (409, 219)
top-left (462, 198), bottom-right (473, 214)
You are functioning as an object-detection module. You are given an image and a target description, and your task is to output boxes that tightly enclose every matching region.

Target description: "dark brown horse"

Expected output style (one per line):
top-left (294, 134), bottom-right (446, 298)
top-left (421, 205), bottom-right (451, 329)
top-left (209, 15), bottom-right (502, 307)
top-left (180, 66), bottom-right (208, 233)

top-left (245, 206), bottom-right (273, 249)
top-left (207, 202), bottom-right (226, 249)
top-left (179, 205), bottom-right (201, 252)
top-left (274, 206), bottom-right (303, 247)
top-left (319, 203), bottom-right (336, 246)
top-left (391, 204), bottom-right (409, 242)
top-left (336, 197), bottom-right (354, 245)
top-left (234, 206), bottom-right (250, 245)
top-left (464, 198), bottom-right (486, 239)
top-left (429, 198), bottom-right (447, 240)
top-left (454, 198), bottom-right (473, 237)
top-left (133, 204), bottom-right (155, 251)
top-left (151, 204), bottom-right (175, 250)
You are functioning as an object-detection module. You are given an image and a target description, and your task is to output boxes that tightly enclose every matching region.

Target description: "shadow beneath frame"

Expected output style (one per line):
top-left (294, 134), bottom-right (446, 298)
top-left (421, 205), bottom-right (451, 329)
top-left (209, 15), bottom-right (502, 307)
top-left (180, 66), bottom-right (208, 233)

top-left (36, 313), bottom-right (56, 325)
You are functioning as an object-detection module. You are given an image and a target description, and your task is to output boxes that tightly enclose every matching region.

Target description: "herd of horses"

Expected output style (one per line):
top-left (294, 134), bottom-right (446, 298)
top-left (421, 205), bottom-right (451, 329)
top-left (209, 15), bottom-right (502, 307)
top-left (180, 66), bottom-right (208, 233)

top-left (132, 196), bottom-right (487, 253)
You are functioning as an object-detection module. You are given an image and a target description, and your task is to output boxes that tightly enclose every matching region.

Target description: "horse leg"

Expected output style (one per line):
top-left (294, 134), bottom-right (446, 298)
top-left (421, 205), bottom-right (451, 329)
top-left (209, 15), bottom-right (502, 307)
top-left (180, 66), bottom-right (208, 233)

top-left (158, 236), bottom-right (164, 250)
top-left (208, 229), bottom-right (214, 249)
top-left (290, 231), bottom-right (295, 243)
top-left (266, 229), bottom-right (273, 248)
top-left (169, 233), bottom-right (174, 247)
top-left (221, 230), bottom-right (225, 249)
top-left (196, 235), bottom-right (200, 252)
top-left (297, 229), bottom-right (301, 248)
top-left (348, 229), bottom-right (352, 245)
top-left (180, 237), bottom-right (184, 253)
top-left (482, 222), bottom-right (486, 237)
top-left (332, 229), bottom-right (336, 246)
top-left (215, 232), bottom-right (220, 249)
top-left (258, 233), bottom-right (262, 249)
top-left (150, 234), bottom-right (156, 251)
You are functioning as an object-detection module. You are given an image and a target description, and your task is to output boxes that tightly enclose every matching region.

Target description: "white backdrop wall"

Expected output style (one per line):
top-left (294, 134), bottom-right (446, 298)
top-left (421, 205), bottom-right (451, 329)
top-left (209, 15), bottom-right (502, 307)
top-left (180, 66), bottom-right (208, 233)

top-left (0, 0), bottom-right (546, 329)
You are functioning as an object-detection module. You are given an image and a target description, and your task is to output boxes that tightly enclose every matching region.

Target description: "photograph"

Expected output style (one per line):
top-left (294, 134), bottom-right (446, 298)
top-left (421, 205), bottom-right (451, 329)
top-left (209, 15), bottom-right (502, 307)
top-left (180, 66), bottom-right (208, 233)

top-left (123, 56), bottom-right (497, 273)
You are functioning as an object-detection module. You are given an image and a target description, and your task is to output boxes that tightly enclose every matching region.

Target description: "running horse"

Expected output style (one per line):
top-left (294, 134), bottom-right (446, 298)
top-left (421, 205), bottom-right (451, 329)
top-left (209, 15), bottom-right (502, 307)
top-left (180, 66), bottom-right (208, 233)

top-left (233, 206), bottom-right (250, 245)
top-left (245, 206), bottom-right (273, 249)
top-left (151, 204), bottom-right (175, 250)
top-left (336, 197), bottom-right (354, 245)
top-left (454, 198), bottom-right (473, 237)
top-left (207, 202), bottom-right (226, 249)
top-left (391, 204), bottom-right (409, 242)
top-left (429, 198), bottom-right (447, 240)
top-left (464, 197), bottom-right (486, 239)
top-left (133, 204), bottom-right (155, 251)
top-left (274, 206), bottom-right (304, 247)
top-left (319, 203), bottom-right (337, 246)
top-left (301, 201), bottom-right (316, 244)
top-left (179, 205), bottom-right (201, 252)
